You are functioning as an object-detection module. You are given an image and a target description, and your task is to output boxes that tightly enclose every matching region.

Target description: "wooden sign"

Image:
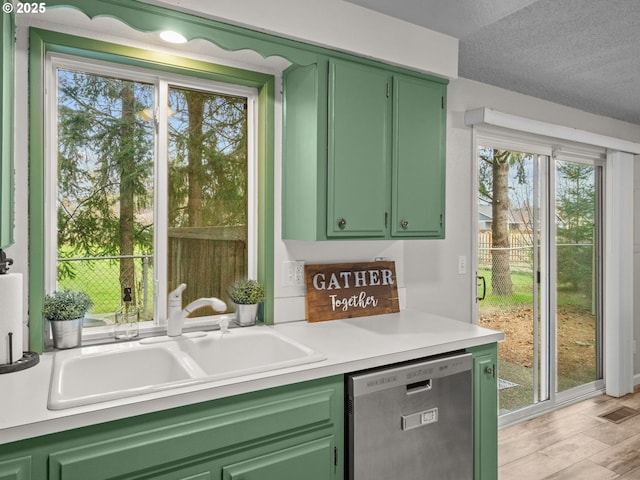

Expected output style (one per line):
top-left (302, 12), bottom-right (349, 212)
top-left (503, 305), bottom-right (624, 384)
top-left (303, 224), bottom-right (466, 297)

top-left (304, 261), bottom-right (399, 322)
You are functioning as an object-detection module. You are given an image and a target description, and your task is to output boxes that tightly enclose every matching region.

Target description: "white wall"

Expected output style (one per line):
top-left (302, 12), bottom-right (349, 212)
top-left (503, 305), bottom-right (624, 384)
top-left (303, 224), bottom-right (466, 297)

top-left (143, 0), bottom-right (458, 80)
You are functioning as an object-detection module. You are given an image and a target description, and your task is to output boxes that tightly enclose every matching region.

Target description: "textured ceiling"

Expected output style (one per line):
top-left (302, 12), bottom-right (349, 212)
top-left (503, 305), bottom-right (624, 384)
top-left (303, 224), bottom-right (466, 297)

top-left (346, 0), bottom-right (640, 125)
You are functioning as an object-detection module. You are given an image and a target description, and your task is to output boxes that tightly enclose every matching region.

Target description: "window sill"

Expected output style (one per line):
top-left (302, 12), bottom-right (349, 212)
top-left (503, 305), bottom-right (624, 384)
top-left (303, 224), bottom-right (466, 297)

top-left (47, 313), bottom-right (239, 349)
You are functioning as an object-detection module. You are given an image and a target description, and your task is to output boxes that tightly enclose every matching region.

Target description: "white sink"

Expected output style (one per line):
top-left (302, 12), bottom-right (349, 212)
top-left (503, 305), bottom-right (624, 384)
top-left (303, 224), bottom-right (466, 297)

top-left (175, 328), bottom-right (326, 377)
top-left (48, 343), bottom-right (204, 410)
top-left (48, 327), bottom-right (325, 410)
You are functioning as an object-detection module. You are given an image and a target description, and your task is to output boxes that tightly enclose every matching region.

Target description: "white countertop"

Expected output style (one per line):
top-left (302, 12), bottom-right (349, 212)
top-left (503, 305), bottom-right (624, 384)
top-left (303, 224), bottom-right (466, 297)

top-left (0, 310), bottom-right (503, 445)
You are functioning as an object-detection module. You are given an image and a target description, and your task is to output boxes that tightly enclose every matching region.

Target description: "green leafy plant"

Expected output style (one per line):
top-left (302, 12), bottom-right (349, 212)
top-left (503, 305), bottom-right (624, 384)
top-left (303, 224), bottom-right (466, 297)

top-left (43, 290), bottom-right (92, 321)
top-left (228, 279), bottom-right (266, 305)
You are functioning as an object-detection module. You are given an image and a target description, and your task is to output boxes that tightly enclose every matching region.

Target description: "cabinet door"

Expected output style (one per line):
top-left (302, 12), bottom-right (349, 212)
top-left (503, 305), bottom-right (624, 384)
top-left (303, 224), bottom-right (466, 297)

top-left (0, 457), bottom-right (30, 480)
top-left (222, 437), bottom-right (335, 480)
top-left (468, 344), bottom-right (498, 480)
top-left (1, 12), bottom-right (14, 248)
top-left (392, 74), bottom-right (445, 238)
top-left (327, 59), bottom-right (390, 237)
top-left (142, 464), bottom-right (214, 480)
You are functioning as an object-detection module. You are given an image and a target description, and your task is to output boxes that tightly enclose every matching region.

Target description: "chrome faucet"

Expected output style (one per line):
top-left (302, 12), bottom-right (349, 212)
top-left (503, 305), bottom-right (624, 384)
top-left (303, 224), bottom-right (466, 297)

top-left (167, 288), bottom-right (228, 337)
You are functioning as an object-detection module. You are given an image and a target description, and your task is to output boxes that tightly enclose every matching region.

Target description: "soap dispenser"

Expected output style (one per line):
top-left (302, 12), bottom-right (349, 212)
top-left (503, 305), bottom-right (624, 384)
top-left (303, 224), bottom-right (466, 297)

top-left (115, 287), bottom-right (139, 340)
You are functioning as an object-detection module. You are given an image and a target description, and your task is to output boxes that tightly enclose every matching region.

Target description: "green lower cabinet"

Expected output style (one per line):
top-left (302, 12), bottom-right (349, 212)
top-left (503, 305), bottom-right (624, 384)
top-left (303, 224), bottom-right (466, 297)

top-left (138, 463), bottom-right (215, 480)
top-left (0, 376), bottom-right (343, 480)
top-left (0, 353), bottom-right (498, 480)
top-left (0, 457), bottom-right (31, 480)
top-left (467, 343), bottom-right (499, 480)
top-left (223, 436), bottom-right (336, 480)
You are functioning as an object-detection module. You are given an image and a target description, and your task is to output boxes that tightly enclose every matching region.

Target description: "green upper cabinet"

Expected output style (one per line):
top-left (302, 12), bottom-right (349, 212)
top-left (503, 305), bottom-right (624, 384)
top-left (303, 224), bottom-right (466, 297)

top-left (392, 74), bottom-right (446, 238)
top-left (1, 12), bottom-right (15, 249)
top-left (327, 60), bottom-right (390, 238)
top-left (282, 57), bottom-right (447, 240)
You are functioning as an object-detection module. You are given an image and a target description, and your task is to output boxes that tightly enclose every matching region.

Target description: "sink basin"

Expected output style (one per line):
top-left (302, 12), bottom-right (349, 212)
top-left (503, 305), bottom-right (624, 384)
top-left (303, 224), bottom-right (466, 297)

top-left (48, 327), bottom-right (325, 410)
top-left (175, 328), bottom-right (326, 377)
top-left (48, 343), bottom-right (203, 410)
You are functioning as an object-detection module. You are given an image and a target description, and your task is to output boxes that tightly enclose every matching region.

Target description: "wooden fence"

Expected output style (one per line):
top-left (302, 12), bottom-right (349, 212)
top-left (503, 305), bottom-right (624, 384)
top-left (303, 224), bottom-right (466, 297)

top-left (478, 230), bottom-right (533, 268)
top-left (168, 226), bottom-right (247, 314)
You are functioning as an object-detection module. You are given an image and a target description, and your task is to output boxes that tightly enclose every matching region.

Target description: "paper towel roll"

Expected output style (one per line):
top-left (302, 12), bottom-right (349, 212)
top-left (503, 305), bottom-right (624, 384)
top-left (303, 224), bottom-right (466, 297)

top-left (0, 273), bottom-right (24, 365)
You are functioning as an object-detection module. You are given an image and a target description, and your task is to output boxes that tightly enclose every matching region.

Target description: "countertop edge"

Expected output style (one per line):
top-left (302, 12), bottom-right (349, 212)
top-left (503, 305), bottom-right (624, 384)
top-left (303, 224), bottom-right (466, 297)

top-left (0, 311), bottom-right (504, 445)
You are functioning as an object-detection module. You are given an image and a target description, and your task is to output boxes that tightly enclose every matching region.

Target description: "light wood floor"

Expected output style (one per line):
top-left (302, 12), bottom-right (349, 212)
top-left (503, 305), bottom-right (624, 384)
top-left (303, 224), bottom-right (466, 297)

top-left (499, 388), bottom-right (640, 479)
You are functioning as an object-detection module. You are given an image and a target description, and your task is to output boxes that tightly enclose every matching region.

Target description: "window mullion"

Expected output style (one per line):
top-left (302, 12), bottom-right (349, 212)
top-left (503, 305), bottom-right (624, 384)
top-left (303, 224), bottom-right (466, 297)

top-left (155, 79), bottom-right (169, 326)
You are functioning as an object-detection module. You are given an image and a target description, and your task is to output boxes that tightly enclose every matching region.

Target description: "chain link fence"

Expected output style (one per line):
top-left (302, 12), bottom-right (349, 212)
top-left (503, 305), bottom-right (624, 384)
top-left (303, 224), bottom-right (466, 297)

top-left (57, 255), bottom-right (153, 326)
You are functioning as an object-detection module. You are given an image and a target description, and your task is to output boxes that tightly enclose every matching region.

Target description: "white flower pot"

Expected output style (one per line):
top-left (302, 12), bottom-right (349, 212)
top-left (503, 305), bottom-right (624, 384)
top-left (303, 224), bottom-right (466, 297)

top-left (235, 304), bottom-right (259, 327)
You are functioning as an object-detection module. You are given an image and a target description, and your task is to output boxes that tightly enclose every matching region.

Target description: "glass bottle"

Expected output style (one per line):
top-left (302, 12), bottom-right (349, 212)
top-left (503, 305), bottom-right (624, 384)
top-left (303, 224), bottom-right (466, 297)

top-left (115, 287), bottom-right (139, 340)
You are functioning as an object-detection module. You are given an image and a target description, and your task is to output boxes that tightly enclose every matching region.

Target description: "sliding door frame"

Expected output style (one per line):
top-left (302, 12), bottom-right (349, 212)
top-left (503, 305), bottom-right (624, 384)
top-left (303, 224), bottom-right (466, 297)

top-left (471, 127), bottom-right (610, 426)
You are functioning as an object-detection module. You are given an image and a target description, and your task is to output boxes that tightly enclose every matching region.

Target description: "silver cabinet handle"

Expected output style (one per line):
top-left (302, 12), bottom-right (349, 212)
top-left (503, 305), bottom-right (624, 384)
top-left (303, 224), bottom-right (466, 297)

top-left (401, 219), bottom-right (409, 230)
top-left (338, 218), bottom-right (347, 230)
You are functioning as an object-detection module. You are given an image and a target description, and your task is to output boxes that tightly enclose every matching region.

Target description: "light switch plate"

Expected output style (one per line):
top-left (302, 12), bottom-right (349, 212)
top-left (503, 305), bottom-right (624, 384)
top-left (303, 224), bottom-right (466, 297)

top-left (457, 255), bottom-right (467, 275)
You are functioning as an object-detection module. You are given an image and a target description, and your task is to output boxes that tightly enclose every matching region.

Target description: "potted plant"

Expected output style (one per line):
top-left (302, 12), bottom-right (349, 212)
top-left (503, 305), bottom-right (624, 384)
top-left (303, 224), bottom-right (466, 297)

top-left (43, 290), bottom-right (92, 349)
top-left (228, 279), bottom-right (265, 327)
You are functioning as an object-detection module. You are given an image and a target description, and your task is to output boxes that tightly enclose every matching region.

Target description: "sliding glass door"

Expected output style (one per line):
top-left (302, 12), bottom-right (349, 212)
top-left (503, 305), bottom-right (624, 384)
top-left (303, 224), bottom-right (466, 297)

top-left (476, 141), bottom-right (604, 420)
top-left (554, 158), bottom-right (603, 394)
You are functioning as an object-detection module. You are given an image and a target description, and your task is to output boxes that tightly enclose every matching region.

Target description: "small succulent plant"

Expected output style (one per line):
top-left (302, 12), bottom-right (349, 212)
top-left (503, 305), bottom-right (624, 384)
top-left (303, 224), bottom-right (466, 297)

top-left (43, 290), bottom-right (92, 321)
top-left (228, 279), bottom-right (266, 305)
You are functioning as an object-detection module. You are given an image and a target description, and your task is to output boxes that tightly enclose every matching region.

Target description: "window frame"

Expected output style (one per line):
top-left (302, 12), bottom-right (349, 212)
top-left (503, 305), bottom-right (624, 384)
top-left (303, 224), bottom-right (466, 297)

top-left (29, 29), bottom-right (275, 351)
top-left (45, 53), bottom-right (260, 341)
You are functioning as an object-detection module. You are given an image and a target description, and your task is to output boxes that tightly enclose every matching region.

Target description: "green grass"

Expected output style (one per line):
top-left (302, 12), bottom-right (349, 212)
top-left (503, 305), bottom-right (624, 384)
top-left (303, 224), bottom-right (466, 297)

top-left (478, 268), bottom-right (534, 314)
top-left (57, 256), bottom-right (153, 317)
top-left (479, 267), bottom-right (594, 312)
top-left (58, 259), bottom-right (123, 314)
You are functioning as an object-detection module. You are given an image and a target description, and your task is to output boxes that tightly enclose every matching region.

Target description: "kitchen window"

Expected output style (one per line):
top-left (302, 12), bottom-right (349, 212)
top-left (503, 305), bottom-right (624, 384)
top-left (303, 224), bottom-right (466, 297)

top-left (44, 53), bottom-right (258, 339)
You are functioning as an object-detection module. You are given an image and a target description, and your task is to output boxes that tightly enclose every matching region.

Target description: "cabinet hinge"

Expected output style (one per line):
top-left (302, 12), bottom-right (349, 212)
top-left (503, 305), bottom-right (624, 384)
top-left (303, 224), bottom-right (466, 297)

top-left (440, 213), bottom-right (443, 227)
top-left (384, 212), bottom-right (388, 227)
top-left (334, 447), bottom-right (338, 466)
top-left (386, 82), bottom-right (390, 98)
top-left (441, 96), bottom-right (444, 109)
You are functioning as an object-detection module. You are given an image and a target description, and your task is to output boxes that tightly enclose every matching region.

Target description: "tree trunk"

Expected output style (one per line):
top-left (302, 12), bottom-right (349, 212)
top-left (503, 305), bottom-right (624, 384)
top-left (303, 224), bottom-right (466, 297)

top-left (118, 84), bottom-right (136, 301)
top-left (186, 92), bottom-right (205, 227)
top-left (492, 149), bottom-right (513, 295)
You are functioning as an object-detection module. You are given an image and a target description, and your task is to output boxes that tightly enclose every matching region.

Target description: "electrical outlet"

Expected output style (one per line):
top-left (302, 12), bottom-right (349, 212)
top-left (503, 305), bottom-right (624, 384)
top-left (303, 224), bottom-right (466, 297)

top-left (283, 261), bottom-right (295, 286)
top-left (294, 261), bottom-right (305, 286)
top-left (283, 261), bottom-right (306, 287)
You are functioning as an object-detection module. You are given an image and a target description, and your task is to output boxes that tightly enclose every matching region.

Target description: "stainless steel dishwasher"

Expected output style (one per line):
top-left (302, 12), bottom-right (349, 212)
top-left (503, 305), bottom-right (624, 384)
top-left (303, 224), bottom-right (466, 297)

top-left (346, 352), bottom-right (473, 480)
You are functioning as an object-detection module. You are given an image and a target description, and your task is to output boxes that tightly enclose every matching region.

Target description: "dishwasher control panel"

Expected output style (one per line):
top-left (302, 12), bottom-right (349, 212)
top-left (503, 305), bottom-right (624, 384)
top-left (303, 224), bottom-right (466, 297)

top-left (348, 352), bottom-right (473, 397)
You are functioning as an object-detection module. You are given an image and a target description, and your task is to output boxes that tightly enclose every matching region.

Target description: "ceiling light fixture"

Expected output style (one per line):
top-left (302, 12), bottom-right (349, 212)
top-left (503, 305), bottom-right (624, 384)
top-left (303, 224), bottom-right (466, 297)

top-left (159, 31), bottom-right (187, 44)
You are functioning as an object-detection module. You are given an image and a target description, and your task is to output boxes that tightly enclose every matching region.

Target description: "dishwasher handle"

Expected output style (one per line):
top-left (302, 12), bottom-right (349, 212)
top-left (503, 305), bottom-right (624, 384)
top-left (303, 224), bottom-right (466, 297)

top-left (406, 379), bottom-right (432, 395)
